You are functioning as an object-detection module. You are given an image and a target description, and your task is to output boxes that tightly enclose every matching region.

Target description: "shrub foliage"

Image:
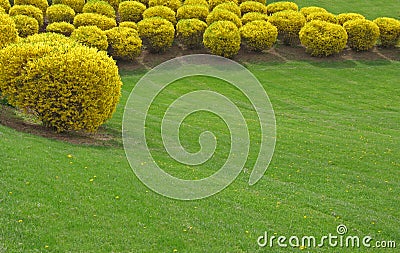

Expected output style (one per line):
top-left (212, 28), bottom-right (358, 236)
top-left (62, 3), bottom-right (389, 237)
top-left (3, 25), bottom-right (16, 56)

top-left (373, 17), bottom-right (400, 47)
top-left (268, 10), bottom-right (306, 45)
top-left (240, 20), bottom-right (277, 51)
top-left (207, 8), bottom-right (242, 28)
top-left (71, 25), bottom-right (109, 51)
top-left (118, 1), bottom-right (146, 23)
top-left (176, 18), bottom-right (207, 48)
top-left (266, 1), bottom-right (298, 16)
top-left (177, 5), bottom-right (209, 21)
top-left (143, 6), bottom-right (177, 25)
top-left (106, 27), bottom-right (142, 60)
top-left (0, 14), bottom-right (19, 49)
top-left (203, 20), bottom-right (240, 58)
top-left (344, 19), bottom-right (380, 51)
top-left (73, 13), bottom-right (117, 30)
top-left (9, 5), bottom-right (44, 27)
top-left (241, 12), bottom-right (268, 25)
top-left (82, 0), bottom-right (116, 19)
top-left (12, 15), bottom-right (39, 38)
top-left (138, 17), bottom-right (175, 52)
top-left (46, 4), bottom-right (75, 24)
top-left (46, 21), bottom-right (75, 36)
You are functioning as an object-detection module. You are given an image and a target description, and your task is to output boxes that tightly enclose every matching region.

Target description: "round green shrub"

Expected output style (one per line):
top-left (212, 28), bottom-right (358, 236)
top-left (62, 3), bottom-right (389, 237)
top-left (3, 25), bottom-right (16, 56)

top-left (373, 17), bottom-right (400, 47)
top-left (266, 1), bottom-right (298, 16)
top-left (11, 15), bottom-right (39, 38)
top-left (71, 25), bottom-right (108, 51)
top-left (337, 13), bottom-right (365, 25)
top-left (239, 1), bottom-right (267, 15)
top-left (14, 0), bottom-right (48, 14)
top-left (209, 0), bottom-right (237, 10)
top-left (241, 12), bottom-right (268, 25)
top-left (240, 20), bottom-right (277, 51)
top-left (143, 6), bottom-right (176, 25)
top-left (214, 2), bottom-right (241, 17)
top-left (0, 14), bottom-right (19, 49)
top-left (176, 5), bottom-right (209, 22)
top-left (343, 19), bottom-right (379, 51)
top-left (268, 10), bottom-right (306, 45)
top-left (118, 1), bottom-right (146, 23)
top-left (0, 0), bottom-right (11, 13)
top-left (46, 4), bottom-right (75, 24)
top-left (183, 0), bottom-right (208, 8)
top-left (119, 21), bottom-right (138, 30)
top-left (0, 35), bottom-right (122, 132)
top-left (83, 0), bottom-right (116, 19)
top-left (148, 0), bottom-right (181, 12)
top-left (46, 21), bottom-right (75, 35)
top-left (138, 17), bottom-right (175, 53)
top-left (9, 5), bottom-right (44, 27)
top-left (306, 12), bottom-right (337, 24)
top-left (102, 0), bottom-right (119, 11)
top-left (299, 20), bottom-right (348, 56)
top-left (73, 13), bottom-right (117, 30)
top-left (203, 20), bottom-right (240, 58)
top-left (53, 0), bottom-right (85, 13)
top-left (299, 6), bottom-right (327, 18)
top-left (206, 8), bottom-right (242, 28)
top-left (176, 18), bottom-right (207, 48)
top-left (238, 0), bottom-right (265, 3)
top-left (105, 27), bottom-right (142, 60)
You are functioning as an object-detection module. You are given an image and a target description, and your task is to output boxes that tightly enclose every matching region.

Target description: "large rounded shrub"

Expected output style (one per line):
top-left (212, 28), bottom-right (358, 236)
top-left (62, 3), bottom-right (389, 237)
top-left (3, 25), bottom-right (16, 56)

top-left (209, 0), bottom-right (237, 10)
top-left (118, 1), bottom-right (146, 23)
top-left (11, 15), bottom-right (39, 38)
top-left (299, 6), bottom-right (327, 18)
top-left (240, 20), bottom-right (277, 51)
top-left (71, 25), bottom-right (108, 51)
top-left (183, 0), bottom-right (208, 8)
top-left (0, 34), bottom-right (122, 132)
top-left (0, 14), bottom-right (19, 49)
top-left (241, 11), bottom-right (268, 25)
top-left (143, 6), bottom-right (176, 25)
top-left (268, 10), bottom-right (306, 45)
top-left (53, 0), bottom-right (85, 13)
top-left (214, 2), bottom-right (241, 17)
top-left (266, 1), bottom-right (298, 16)
top-left (203, 20), bottom-right (240, 58)
top-left (119, 21), bottom-right (138, 30)
top-left (46, 4), bottom-right (75, 24)
top-left (46, 21), bottom-right (75, 35)
top-left (148, 0), bottom-right (181, 12)
top-left (206, 8), bottom-right (242, 28)
top-left (73, 13), bottom-right (117, 30)
top-left (299, 20), bottom-right (348, 56)
top-left (9, 5), bottom-right (44, 27)
top-left (344, 19), bottom-right (380, 51)
top-left (176, 18), bottom-right (207, 48)
top-left (176, 5), bottom-right (209, 21)
top-left (239, 1), bottom-right (267, 15)
top-left (83, 0), bottom-right (116, 19)
top-left (306, 12), bottom-right (337, 24)
top-left (0, 0), bottom-right (11, 13)
top-left (14, 0), bottom-right (48, 14)
top-left (373, 17), bottom-right (400, 47)
top-left (138, 17), bottom-right (175, 52)
top-left (238, 0), bottom-right (264, 3)
top-left (337, 13), bottom-right (365, 25)
top-left (105, 27), bottom-right (142, 60)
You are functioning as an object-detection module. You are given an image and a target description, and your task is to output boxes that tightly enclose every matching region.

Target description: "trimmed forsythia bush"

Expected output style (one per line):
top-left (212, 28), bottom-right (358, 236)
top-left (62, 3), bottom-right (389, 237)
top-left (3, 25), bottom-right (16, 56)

top-left (240, 20), bottom-right (277, 51)
top-left (177, 5), bottom-right (209, 21)
top-left (209, 0), bottom-right (238, 10)
top-left (207, 8), bottom-right (242, 28)
top-left (138, 17), bottom-right (175, 52)
top-left (268, 10), bottom-right (306, 45)
top-left (241, 12), bottom-right (268, 25)
top-left (0, 0), bottom-right (11, 13)
top-left (300, 6), bottom-right (327, 18)
top-left (148, 0), bottom-right (181, 12)
top-left (0, 34), bottom-right (122, 132)
top-left (11, 15), bottom-right (39, 37)
top-left (183, 0), bottom-right (208, 7)
top-left (176, 18), bottom-right (207, 48)
top-left (46, 21), bottom-right (75, 35)
top-left (143, 6), bottom-right (177, 25)
top-left (214, 2), bottom-right (241, 17)
top-left (344, 19), bottom-right (380, 51)
top-left (203, 20), bottom-right (240, 58)
top-left (119, 21), bottom-right (138, 30)
top-left (106, 27), bottom-right (142, 60)
top-left (14, 0), bottom-right (48, 14)
top-left (118, 1), bottom-right (146, 23)
top-left (83, 0), bottom-right (116, 19)
top-left (46, 4), bottom-right (75, 24)
top-left (266, 1), bottom-right (298, 16)
top-left (239, 1), bottom-right (267, 15)
top-left (299, 20), bottom-right (348, 56)
top-left (0, 14), bottom-right (19, 49)
top-left (73, 13), bottom-right (117, 30)
top-left (53, 0), bottom-right (85, 13)
top-left (373, 17), bottom-right (400, 47)
top-left (337, 13), bottom-right (365, 25)
top-left (71, 25), bottom-right (108, 51)
top-left (306, 12), bottom-right (337, 24)
top-left (9, 5), bottom-right (44, 27)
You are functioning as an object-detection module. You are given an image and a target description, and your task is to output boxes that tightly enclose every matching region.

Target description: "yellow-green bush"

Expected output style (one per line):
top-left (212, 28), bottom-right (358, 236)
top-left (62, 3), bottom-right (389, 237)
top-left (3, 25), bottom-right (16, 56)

top-left (71, 25), bottom-right (108, 51)
top-left (11, 15), bottom-right (39, 37)
top-left (46, 21), bottom-right (75, 35)
top-left (239, 1), bottom-right (267, 15)
top-left (0, 0), bottom-right (11, 13)
top-left (0, 14), bottom-right (18, 49)
top-left (343, 19), bottom-right (379, 51)
top-left (0, 35), bottom-right (122, 132)
top-left (14, 0), bottom-right (48, 14)
top-left (148, 0), bottom-right (181, 12)
top-left (241, 11), bottom-right (268, 25)
top-left (268, 10), bottom-right (305, 45)
top-left (206, 8), bottom-right (242, 28)
top-left (138, 17), bottom-right (175, 52)
top-left (183, 0), bottom-right (208, 7)
top-left (53, 0), bottom-right (85, 13)
top-left (176, 18), bottom-right (207, 48)
top-left (102, 0), bottom-right (119, 11)
top-left (73, 13), bottom-right (117, 30)
top-left (177, 5), bottom-right (209, 21)
top-left (46, 4), bottom-right (75, 24)
top-left (0, 6), bottom-right (5, 13)
top-left (209, 0), bottom-right (237, 10)
top-left (238, 0), bottom-right (265, 3)
top-left (299, 20), bottom-right (348, 56)
top-left (266, 1), bottom-right (298, 16)
top-left (240, 20), bottom-right (277, 51)
top-left (373, 17), bottom-right (400, 47)
top-left (118, 1), bottom-right (146, 23)
top-left (105, 27), bottom-right (142, 60)
top-left (306, 12), bottom-right (337, 24)
top-left (9, 5), bottom-right (44, 27)
top-left (83, 0), bottom-right (116, 19)
top-left (143, 6), bottom-right (176, 25)
top-left (203, 20), bottom-right (240, 58)
top-left (337, 13), bottom-right (365, 25)
top-left (299, 6), bottom-right (327, 18)
top-left (119, 21), bottom-right (138, 30)
top-left (214, 2), bottom-right (241, 17)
